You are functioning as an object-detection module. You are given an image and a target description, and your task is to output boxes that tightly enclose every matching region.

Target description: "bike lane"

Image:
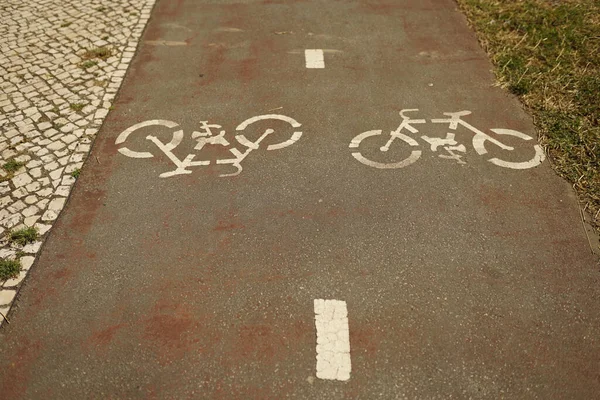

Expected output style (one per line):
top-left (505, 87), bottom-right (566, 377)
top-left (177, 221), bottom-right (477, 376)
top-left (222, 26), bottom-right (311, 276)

top-left (1, 0), bottom-right (599, 398)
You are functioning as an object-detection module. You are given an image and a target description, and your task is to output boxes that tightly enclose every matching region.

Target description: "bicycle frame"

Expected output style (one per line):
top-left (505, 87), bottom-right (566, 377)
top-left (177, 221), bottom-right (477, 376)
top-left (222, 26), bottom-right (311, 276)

top-left (146, 128), bottom-right (275, 178)
top-left (431, 111), bottom-right (514, 152)
top-left (380, 109), bottom-right (426, 152)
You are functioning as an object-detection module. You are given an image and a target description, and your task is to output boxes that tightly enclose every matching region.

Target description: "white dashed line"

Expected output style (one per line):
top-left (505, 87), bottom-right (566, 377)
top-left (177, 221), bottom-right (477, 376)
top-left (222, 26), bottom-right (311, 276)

top-left (305, 49), bottom-right (325, 69)
top-left (314, 299), bottom-right (351, 381)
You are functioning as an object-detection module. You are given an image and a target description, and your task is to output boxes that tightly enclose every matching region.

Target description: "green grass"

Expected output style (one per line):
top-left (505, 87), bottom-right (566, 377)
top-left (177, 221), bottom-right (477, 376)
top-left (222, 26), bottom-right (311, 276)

top-left (69, 102), bottom-right (85, 112)
top-left (2, 159), bottom-right (25, 174)
top-left (71, 169), bottom-right (81, 178)
top-left (80, 60), bottom-right (97, 69)
top-left (0, 259), bottom-right (21, 281)
top-left (456, 0), bottom-right (600, 227)
top-left (8, 227), bottom-right (38, 246)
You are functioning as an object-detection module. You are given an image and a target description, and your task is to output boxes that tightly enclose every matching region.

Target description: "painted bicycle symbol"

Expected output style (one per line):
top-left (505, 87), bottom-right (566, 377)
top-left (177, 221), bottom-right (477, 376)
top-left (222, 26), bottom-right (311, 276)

top-left (115, 114), bottom-right (302, 178)
top-left (349, 109), bottom-right (545, 170)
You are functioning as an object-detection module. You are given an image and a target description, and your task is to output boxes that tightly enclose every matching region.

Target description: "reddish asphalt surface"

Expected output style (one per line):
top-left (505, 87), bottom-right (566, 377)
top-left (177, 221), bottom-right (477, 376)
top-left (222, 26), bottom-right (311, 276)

top-left (1, 0), bottom-right (599, 398)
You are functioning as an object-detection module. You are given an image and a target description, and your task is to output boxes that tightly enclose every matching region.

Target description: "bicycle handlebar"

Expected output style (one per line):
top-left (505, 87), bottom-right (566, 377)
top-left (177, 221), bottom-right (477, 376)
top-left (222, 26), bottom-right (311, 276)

top-left (441, 111), bottom-right (472, 118)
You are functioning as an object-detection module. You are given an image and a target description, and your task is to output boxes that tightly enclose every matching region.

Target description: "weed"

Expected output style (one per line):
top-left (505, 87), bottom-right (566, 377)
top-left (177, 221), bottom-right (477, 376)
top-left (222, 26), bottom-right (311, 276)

top-left (60, 22), bottom-right (72, 28)
top-left (8, 227), bottom-right (38, 246)
top-left (2, 159), bottom-right (25, 174)
top-left (80, 60), bottom-right (98, 69)
top-left (0, 259), bottom-right (21, 281)
top-left (82, 46), bottom-right (112, 61)
top-left (71, 169), bottom-right (81, 178)
top-left (69, 102), bottom-right (85, 112)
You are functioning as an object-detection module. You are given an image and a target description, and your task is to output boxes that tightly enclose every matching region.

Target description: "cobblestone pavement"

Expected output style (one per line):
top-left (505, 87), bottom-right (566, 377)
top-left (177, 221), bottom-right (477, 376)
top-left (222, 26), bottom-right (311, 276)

top-left (0, 0), bottom-right (156, 324)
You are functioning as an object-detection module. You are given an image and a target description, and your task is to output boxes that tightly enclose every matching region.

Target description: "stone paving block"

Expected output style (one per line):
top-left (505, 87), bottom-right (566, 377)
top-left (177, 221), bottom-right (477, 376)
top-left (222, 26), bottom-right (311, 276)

top-left (0, 290), bottom-right (16, 306)
top-left (11, 172), bottom-right (33, 188)
top-left (0, 0), bottom-right (157, 316)
top-left (4, 270), bottom-right (27, 287)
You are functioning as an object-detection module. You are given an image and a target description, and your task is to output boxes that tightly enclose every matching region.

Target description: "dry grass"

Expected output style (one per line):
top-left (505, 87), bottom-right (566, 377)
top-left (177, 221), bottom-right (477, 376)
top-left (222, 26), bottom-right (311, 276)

top-left (456, 0), bottom-right (600, 227)
top-left (82, 46), bottom-right (112, 61)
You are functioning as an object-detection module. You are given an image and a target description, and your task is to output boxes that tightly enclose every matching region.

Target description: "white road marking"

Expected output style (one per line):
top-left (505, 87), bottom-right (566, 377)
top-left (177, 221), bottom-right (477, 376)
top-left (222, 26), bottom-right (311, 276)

top-left (475, 128), bottom-right (546, 169)
top-left (289, 49), bottom-right (343, 54)
top-left (305, 49), bottom-right (325, 69)
top-left (116, 114), bottom-right (302, 178)
top-left (215, 27), bottom-right (244, 32)
top-left (487, 129), bottom-right (546, 169)
top-left (314, 299), bottom-right (351, 381)
top-left (235, 114), bottom-right (302, 151)
top-left (350, 129), bottom-right (422, 169)
top-left (350, 109), bottom-right (545, 171)
top-left (116, 120), bottom-right (183, 159)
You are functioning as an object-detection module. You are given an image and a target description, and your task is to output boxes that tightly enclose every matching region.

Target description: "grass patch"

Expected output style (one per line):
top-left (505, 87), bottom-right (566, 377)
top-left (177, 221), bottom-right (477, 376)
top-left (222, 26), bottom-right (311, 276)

top-left (80, 60), bottom-right (98, 69)
top-left (2, 159), bottom-right (25, 174)
top-left (69, 102), bottom-right (85, 112)
top-left (8, 227), bottom-right (38, 246)
top-left (82, 46), bottom-right (112, 61)
top-left (456, 0), bottom-right (600, 227)
top-left (71, 169), bottom-right (81, 178)
top-left (0, 259), bottom-right (21, 281)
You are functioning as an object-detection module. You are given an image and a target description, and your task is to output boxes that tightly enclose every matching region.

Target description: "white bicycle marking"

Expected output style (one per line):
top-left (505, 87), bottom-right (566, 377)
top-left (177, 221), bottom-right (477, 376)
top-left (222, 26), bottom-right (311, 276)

top-left (116, 114), bottom-right (302, 178)
top-left (486, 129), bottom-right (546, 169)
top-left (116, 120), bottom-right (183, 159)
top-left (116, 110), bottom-right (545, 177)
top-left (350, 130), bottom-right (421, 169)
top-left (267, 131), bottom-right (303, 151)
top-left (235, 114), bottom-right (302, 151)
top-left (350, 109), bottom-right (546, 171)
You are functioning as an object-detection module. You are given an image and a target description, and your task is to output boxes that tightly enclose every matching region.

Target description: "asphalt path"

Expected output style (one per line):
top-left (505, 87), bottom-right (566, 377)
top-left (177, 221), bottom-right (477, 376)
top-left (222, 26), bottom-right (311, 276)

top-left (1, 0), bottom-right (599, 398)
